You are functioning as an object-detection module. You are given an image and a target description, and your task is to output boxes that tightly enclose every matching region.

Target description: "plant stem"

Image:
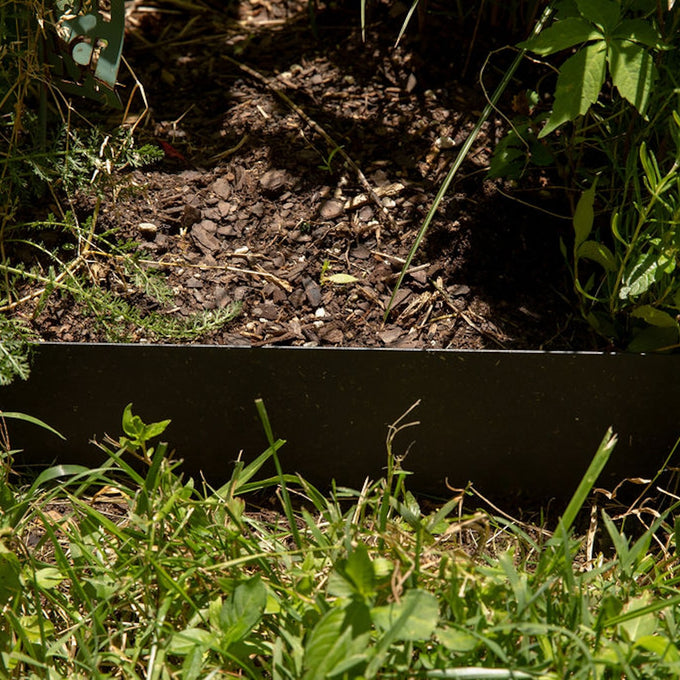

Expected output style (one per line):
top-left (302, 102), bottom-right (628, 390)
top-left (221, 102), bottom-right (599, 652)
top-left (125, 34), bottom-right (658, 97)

top-left (385, 3), bottom-right (555, 321)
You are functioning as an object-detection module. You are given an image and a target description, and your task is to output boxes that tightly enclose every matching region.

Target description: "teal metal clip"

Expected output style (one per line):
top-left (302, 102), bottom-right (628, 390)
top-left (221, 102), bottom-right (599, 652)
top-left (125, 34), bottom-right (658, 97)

top-left (46, 0), bottom-right (125, 107)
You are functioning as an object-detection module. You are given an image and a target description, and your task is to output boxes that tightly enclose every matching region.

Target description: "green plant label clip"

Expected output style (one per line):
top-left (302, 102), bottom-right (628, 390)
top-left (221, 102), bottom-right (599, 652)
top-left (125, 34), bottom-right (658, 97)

top-left (45, 0), bottom-right (125, 108)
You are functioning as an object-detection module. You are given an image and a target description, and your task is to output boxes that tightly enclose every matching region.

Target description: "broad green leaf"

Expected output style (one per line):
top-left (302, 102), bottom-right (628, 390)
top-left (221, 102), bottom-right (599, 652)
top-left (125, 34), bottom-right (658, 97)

top-left (83, 576), bottom-right (117, 600)
top-left (488, 142), bottom-right (526, 180)
top-left (181, 645), bottom-right (206, 680)
top-left (436, 626), bottom-right (479, 652)
top-left (620, 595), bottom-right (658, 641)
top-left (371, 589), bottom-right (439, 641)
top-left (34, 567), bottom-right (65, 590)
top-left (609, 40), bottom-right (657, 114)
top-left (19, 614), bottom-right (54, 644)
top-left (577, 240), bottom-right (616, 271)
top-left (168, 628), bottom-right (214, 655)
top-left (220, 577), bottom-right (267, 645)
top-left (627, 325), bottom-right (679, 352)
top-left (573, 184), bottom-right (597, 249)
top-left (344, 543), bottom-right (375, 598)
top-left (518, 17), bottom-right (601, 56)
top-left (208, 596), bottom-right (224, 632)
top-left (529, 138), bottom-right (554, 166)
top-left (0, 550), bottom-right (21, 606)
top-left (586, 311), bottom-right (618, 338)
top-left (142, 419), bottom-right (172, 440)
top-left (631, 305), bottom-right (678, 328)
top-left (373, 557), bottom-right (393, 579)
top-left (540, 43), bottom-right (607, 137)
top-left (575, 0), bottom-right (620, 32)
top-left (612, 19), bottom-right (662, 49)
top-left (122, 403), bottom-right (140, 438)
top-left (328, 543), bottom-right (375, 600)
top-left (303, 606), bottom-right (370, 680)
top-left (121, 403), bottom-right (170, 443)
top-left (324, 273), bottom-right (359, 285)
top-left (556, 0), bottom-right (580, 18)
top-left (635, 635), bottom-right (680, 663)
top-left (619, 252), bottom-right (660, 299)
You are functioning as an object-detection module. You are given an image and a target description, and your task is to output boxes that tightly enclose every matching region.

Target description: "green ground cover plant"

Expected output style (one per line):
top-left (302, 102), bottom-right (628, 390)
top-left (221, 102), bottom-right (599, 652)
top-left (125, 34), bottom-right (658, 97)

top-left (0, 0), bottom-right (240, 383)
top-left (390, 0), bottom-right (680, 351)
top-left (513, 0), bottom-right (680, 351)
top-left (1, 405), bottom-right (680, 678)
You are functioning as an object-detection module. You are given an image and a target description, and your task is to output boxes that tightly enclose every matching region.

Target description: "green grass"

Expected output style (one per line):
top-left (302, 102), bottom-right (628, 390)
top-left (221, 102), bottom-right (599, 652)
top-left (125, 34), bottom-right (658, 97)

top-left (1, 406), bottom-right (680, 679)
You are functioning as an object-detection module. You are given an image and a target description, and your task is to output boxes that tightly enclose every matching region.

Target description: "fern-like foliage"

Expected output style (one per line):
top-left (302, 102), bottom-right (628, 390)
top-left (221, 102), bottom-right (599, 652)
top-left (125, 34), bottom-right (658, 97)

top-left (0, 317), bottom-right (36, 385)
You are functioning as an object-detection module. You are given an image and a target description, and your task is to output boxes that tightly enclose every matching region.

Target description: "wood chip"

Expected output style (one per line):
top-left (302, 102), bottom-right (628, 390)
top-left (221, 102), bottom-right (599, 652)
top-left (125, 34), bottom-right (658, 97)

top-left (191, 221), bottom-right (220, 254)
top-left (260, 169), bottom-right (289, 193)
top-left (210, 177), bottom-right (231, 200)
top-left (379, 327), bottom-right (403, 345)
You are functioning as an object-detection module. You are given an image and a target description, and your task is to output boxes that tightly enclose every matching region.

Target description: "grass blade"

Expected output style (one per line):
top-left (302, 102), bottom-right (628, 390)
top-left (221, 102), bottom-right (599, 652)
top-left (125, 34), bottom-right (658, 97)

top-left (559, 427), bottom-right (617, 534)
top-left (385, 3), bottom-right (555, 320)
top-left (255, 398), bottom-right (302, 549)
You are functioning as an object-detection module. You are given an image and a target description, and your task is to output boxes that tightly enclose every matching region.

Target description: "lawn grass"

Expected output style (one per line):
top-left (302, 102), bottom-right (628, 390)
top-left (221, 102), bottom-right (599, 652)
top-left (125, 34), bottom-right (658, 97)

top-left (1, 405), bottom-right (680, 679)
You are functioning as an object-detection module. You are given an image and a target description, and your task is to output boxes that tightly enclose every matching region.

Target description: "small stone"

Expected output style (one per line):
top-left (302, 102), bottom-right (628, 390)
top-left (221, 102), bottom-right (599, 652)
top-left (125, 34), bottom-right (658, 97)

top-left (358, 205), bottom-right (374, 222)
top-left (138, 222), bottom-right (157, 237)
top-left (185, 276), bottom-right (203, 289)
top-left (319, 199), bottom-right (344, 220)
top-left (435, 135), bottom-right (456, 150)
top-left (449, 284), bottom-right (470, 296)
top-left (405, 72), bottom-right (417, 93)
top-left (351, 245), bottom-right (371, 260)
top-left (315, 307), bottom-right (326, 318)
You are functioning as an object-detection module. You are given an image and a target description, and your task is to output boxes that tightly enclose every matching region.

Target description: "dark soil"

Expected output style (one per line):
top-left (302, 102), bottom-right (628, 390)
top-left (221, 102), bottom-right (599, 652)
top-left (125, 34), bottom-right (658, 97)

top-left (17, 0), bottom-right (600, 350)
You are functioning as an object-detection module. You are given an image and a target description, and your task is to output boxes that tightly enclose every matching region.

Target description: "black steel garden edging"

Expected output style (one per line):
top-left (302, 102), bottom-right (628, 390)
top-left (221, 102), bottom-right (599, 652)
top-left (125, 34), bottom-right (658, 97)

top-left (1, 342), bottom-right (678, 504)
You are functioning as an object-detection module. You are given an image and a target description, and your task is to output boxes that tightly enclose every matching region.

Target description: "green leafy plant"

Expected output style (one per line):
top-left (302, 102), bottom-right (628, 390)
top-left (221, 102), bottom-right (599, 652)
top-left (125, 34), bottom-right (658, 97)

top-left (0, 316), bottom-right (36, 385)
top-left (568, 125), bottom-right (680, 350)
top-left (3, 400), bottom-right (680, 678)
top-left (485, 1), bottom-right (680, 349)
top-left (518, 0), bottom-right (663, 138)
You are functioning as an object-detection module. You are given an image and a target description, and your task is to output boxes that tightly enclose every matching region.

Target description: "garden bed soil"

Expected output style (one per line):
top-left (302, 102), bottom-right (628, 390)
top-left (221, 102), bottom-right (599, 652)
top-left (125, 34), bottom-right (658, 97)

top-left (16, 0), bottom-right (598, 351)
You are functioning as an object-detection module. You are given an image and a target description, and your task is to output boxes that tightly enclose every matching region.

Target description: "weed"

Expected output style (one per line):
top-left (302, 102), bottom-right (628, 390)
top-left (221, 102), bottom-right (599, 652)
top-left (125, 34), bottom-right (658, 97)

top-left (489, 1), bottom-right (680, 349)
top-left (1, 403), bottom-right (680, 677)
top-left (0, 316), bottom-right (35, 385)
top-left (1, 0), bottom-right (205, 381)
